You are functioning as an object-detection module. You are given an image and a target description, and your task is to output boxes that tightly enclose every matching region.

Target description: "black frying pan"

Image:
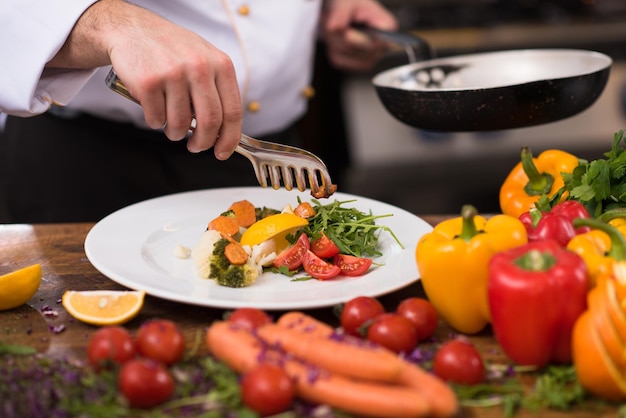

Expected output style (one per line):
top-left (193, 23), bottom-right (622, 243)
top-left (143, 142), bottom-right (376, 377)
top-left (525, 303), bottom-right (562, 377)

top-left (359, 27), bottom-right (612, 131)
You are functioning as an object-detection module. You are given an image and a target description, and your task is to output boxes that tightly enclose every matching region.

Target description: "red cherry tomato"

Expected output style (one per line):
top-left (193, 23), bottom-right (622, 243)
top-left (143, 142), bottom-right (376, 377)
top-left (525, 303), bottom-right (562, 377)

top-left (87, 326), bottom-right (136, 370)
top-left (311, 233), bottom-right (340, 259)
top-left (366, 313), bottom-right (418, 354)
top-left (396, 297), bottom-right (439, 341)
top-left (273, 233), bottom-right (309, 271)
top-left (118, 358), bottom-right (174, 408)
top-left (340, 296), bottom-right (385, 337)
top-left (433, 339), bottom-right (485, 385)
top-left (135, 319), bottom-right (185, 366)
top-left (302, 250), bottom-right (341, 280)
top-left (227, 307), bottom-right (273, 330)
top-left (241, 363), bottom-right (295, 416)
top-left (333, 254), bottom-right (373, 276)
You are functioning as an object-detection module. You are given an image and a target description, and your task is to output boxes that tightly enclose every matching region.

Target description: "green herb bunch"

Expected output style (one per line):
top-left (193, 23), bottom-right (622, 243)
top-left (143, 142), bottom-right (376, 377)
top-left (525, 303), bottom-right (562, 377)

top-left (552, 130), bottom-right (626, 217)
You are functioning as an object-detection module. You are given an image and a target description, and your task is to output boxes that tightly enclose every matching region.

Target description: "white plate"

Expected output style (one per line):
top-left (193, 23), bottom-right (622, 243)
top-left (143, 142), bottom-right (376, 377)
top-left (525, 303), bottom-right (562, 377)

top-left (85, 187), bottom-right (432, 310)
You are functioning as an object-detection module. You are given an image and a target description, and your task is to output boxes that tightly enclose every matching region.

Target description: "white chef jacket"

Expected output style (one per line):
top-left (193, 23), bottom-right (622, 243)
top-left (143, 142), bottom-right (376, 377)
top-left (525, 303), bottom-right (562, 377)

top-left (0, 0), bottom-right (322, 136)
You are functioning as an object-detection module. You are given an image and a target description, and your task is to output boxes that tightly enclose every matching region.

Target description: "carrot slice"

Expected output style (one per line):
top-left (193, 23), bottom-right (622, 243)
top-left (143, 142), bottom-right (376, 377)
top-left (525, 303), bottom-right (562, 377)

top-left (294, 202), bottom-right (316, 218)
top-left (208, 215), bottom-right (240, 236)
top-left (228, 200), bottom-right (257, 228)
top-left (224, 242), bottom-right (249, 265)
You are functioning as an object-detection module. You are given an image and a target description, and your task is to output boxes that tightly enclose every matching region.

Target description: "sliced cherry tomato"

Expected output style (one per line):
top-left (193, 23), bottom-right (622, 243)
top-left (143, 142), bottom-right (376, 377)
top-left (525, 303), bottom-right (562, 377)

top-left (340, 296), bottom-right (385, 337)
top-left (241, 363), bottom-right (295, 416)
top-left (366, 313), bottom-right (418, 354)
top-left (227, 307), bottom-right (273, 330)
top-left (333, 254), bottom-right (373, 276)
top-left (118, 358), bottom-right (174, 408)
top-left (87, 326), bottom-right (136, 370)
top-left (433, 339), bottom-right (485, 385)
top-left (311, 233), bottom-right (340, 259)
top-left (273, 232), bottom-right (310, 271)
top-left (396, 297), bottom-right (439, 341)
top-left (135, 319), bottom-right (185, 366)
top-left (302, 250), bottom-right (341, 280)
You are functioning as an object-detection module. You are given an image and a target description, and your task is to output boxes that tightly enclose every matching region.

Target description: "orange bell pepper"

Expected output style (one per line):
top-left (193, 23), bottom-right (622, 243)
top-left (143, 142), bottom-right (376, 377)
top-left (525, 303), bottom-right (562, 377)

top-left (499, 147), bottom-right (579, 218)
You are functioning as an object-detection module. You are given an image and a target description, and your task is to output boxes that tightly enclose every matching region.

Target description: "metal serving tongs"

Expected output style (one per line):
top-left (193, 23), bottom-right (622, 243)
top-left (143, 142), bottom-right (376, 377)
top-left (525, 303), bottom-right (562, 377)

top-left (105, 69), bottom-right (337, 198)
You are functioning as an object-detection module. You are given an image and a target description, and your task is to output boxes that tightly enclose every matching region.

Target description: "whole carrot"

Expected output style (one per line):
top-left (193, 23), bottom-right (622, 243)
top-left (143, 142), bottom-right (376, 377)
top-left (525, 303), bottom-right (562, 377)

top-left (276, 311), bottom-right (335, 337)
top-left (206, 321), bottom-right (458, 418)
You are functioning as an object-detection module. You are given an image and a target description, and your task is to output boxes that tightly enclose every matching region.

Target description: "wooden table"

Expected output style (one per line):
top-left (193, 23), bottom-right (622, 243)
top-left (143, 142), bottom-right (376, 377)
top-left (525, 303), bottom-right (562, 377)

top-left (0, 220), bottom-right (619, 417)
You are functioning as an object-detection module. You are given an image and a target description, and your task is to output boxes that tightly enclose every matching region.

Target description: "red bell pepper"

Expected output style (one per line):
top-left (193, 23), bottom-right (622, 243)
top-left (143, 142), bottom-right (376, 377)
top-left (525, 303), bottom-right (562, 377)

top-left (519, 200), bottom-right (591, 246)
top-left (487, 240), bottom-right (589, 367)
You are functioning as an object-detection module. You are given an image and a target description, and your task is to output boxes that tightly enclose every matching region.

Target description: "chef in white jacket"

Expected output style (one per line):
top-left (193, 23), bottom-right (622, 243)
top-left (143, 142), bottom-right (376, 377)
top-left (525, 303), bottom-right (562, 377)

top-left (0, 0), bottom-right (396, 222)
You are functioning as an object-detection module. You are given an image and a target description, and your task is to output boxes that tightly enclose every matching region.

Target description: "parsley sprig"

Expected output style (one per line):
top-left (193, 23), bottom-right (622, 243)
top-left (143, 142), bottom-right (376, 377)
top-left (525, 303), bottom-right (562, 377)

top-left (300, 198), bottom-right (403, 257)
top-left (551, 129), bottom-right (626, 217)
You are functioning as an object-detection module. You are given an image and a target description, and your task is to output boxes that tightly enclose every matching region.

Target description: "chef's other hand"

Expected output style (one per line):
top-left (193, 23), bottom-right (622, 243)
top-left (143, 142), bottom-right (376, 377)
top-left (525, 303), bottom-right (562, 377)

top-left (322, 0), bottom-right (398, 73)
top-left (48, 0), bottom-right (242, 158)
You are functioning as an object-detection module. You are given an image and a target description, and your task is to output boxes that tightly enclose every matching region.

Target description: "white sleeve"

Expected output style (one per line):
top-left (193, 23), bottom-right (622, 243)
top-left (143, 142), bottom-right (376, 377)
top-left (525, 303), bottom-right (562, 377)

top-left (0, 0), bottom-right (99, 117)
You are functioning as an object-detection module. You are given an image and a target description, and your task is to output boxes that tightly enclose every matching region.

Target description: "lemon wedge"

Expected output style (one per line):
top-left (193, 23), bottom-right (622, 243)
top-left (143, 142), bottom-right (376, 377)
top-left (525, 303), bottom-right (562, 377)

top-left (240, 213), bottom-right (308, 252)
top-left (0, 264), bottom-right (42, 311)
top-left (62, 290), bottom-right (145, 326)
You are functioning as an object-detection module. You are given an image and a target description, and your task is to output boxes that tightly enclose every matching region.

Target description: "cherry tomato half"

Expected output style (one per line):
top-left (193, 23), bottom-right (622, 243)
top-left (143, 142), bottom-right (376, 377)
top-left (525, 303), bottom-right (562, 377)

top-left (227, 307), bottom-right (273, 330)
top-left (340, 296), bottom-right (385, 337)
top-left (433, 339), bottom-right (485, 385)
top-left (302, 250), bottom-right (341, 280)
top-left (87, 326), bottom-right (136, 370)
top-left (311, 233), bottom-right (340, 259)
top-left (333, 254), bottom-right (373, 277)
top-left (135, 319), bottom-right (185, 366)
top-left (241, 363), bottom-right (295, 416)
top-left (366, 313), bottom-right (418, 354)
top-left (273, 233), bottom-right (309, 271)
top-left (118, 358), bottom-right (174, 408)
top-left (396, 297), bottom-right (439, 341)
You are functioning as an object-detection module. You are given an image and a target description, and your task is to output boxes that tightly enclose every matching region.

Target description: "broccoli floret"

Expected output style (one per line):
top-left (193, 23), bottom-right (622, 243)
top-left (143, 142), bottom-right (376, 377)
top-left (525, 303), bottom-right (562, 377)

top-left (208, 238), bottom-right (258, 288)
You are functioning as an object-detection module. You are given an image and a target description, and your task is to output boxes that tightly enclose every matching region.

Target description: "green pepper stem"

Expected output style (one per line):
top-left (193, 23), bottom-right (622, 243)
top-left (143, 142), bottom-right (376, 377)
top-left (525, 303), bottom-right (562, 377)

top-left (598, 208), bottom-right (626, 224)
top-left (573, 217), bottom-right (626, 260)
top-left (514, 249), bottom-right (557, 271)
top-left (459, 205), bottom-right (479, 241)
top-left (521, 147), bottom-right (554, 196)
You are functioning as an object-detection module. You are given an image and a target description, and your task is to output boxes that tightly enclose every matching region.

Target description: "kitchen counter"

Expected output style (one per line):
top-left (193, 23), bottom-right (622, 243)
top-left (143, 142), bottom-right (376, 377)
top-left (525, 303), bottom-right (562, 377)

top-left (0, 221), bottom-right (621, 417)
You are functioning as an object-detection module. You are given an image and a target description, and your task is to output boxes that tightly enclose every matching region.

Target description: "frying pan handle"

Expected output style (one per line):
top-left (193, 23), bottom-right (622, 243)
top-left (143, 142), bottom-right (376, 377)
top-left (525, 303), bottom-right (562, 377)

top-left (351, 23), bottom-right (434, 62)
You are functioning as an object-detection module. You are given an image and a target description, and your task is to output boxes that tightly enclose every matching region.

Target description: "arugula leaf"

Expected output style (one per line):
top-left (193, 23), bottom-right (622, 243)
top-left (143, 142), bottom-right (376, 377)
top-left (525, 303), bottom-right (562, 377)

top-left (302, 198), bottom-right (403, 258)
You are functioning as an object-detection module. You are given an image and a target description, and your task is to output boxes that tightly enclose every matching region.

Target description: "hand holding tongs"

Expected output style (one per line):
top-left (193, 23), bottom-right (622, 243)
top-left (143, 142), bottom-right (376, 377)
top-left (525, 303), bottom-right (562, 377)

top-left (105, 69), bottom-right (336, 198)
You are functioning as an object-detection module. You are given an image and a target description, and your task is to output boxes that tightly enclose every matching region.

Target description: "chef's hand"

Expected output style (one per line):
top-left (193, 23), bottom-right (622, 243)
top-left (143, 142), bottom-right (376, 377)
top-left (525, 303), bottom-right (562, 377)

top-left (46, 0), bottom-right (242, 158)
top-left (321, 0), bottom-right (398, 73)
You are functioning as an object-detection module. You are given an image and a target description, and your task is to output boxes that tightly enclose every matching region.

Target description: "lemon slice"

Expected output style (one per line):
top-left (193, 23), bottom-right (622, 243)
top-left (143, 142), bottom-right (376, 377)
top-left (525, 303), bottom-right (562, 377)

top-left (0, 264), bottom-right (42, 311)
top-left (240, 213), bottom-right (308, 252)
top-left (62, 290), bottom-right (145, 326)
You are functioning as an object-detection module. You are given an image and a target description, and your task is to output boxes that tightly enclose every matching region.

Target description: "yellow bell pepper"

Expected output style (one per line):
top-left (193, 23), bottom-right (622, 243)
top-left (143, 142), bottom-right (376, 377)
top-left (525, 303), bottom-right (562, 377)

top-left (499, 147), bottom-right (579, 218)
top-left (415, 205), bottom-right (527, 334)
top-left (568, 215), bottom-right (626, 286)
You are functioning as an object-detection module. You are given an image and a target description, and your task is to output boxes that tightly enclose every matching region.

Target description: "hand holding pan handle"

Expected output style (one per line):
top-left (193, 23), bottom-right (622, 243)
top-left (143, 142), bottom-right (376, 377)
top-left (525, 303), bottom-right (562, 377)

top-left (350, 23), bottom-right (435, 63)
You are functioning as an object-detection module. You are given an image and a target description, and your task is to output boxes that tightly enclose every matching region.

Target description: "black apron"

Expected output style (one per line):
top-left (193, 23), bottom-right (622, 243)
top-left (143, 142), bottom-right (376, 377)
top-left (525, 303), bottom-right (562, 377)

top-left (0, 111), bottom-right (298, 223)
